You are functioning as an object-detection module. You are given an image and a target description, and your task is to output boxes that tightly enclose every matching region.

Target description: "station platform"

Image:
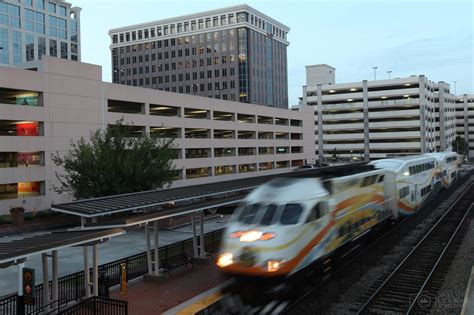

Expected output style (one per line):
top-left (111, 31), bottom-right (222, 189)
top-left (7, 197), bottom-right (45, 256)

top-left (111, 261), bottom-right (224, 314)
top-left (461, 266), bottom-right (474, 315)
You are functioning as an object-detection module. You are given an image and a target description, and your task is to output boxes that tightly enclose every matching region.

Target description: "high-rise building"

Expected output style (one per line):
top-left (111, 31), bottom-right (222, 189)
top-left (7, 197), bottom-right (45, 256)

top-left (109, 4), bottom-right (290, 108)
top-left (300, 64), bottom-right (470, 161)
top-left (0, 0), bottom-right (81, 66)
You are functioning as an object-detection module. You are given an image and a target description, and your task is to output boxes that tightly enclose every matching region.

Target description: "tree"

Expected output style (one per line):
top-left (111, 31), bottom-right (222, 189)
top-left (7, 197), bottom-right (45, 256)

top-left (452, 136), bottom-right (469, 155)
top-left (52, 120), bottom-right (178, 199)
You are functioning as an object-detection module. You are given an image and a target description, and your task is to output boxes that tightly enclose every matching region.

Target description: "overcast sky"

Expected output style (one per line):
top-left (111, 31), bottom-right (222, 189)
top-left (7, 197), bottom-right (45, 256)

top-left (73, 0), bottom-right (473, 105)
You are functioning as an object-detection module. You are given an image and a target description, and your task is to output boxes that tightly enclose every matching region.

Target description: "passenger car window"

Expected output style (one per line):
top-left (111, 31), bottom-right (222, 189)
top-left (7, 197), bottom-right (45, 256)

top-left (280, 204), bottom-right (303, 225)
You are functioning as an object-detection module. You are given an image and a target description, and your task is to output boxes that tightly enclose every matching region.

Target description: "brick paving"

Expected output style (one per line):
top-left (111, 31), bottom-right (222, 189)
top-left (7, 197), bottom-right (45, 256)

top-left (111, 262), bottom-right (224, 314)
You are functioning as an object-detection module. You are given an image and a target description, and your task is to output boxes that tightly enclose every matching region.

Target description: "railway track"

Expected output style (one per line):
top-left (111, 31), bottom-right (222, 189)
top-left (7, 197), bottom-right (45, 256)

top-left (197, 172), bottom-right (474, 314)
top-left (357, 182), bottom-right (474, 314)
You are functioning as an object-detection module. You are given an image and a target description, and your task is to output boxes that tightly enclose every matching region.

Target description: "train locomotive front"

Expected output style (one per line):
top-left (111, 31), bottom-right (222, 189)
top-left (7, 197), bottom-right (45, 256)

top-left (217, 177), bottom-right (331, 278)
top-left (217, 167), bottom-right (388, 279)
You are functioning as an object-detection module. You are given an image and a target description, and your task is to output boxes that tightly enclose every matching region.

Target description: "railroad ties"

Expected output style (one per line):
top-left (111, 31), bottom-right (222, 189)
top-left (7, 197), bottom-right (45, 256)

top-left (357, 182), bottom-right (474, 314)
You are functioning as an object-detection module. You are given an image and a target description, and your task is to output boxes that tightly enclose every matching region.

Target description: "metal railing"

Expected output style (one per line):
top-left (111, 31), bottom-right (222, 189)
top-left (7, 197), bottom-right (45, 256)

top-left (58, 296), bottom-right (127, 315)
top-left (0, 228), bottom-right (223, 315)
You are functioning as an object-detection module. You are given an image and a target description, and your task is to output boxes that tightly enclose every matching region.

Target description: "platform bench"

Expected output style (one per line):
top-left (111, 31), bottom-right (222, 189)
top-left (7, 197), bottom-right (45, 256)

top-left (161, 253), bottom-right (193, 276)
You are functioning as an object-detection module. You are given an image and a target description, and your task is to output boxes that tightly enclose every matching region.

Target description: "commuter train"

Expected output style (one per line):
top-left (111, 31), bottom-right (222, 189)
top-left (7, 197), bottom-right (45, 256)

top-left (216, 152), bottom-right (459, 279)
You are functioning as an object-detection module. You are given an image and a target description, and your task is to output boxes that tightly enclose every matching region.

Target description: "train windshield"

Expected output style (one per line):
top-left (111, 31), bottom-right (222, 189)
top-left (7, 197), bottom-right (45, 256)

top-left (234, 203), bottom-right (304, 225)
top-left (280, 204), bottom-right (304, 225)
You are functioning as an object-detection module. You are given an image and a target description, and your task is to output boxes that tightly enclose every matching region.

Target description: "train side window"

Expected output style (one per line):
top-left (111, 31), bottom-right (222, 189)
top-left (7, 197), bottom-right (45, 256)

top-left (306, 203), bottom-right (319, 222)
top-left (409, 166), bottom-right (413, 175)
top-left (361, 175), bottom-right (377, 187)
top-left (338, 224), bottom-right (345, 237)
top-left (399, 186), bottom-right (409, 198)
top-left (320, 201), bottom-right (328, 216)
top-left (378, 175), bottom-right (384, 182)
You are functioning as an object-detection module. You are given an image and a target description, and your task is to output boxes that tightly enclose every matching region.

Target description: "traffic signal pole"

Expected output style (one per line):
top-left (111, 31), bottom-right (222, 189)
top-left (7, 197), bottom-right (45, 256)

top-left (17, 262), bottom-right (25, 315)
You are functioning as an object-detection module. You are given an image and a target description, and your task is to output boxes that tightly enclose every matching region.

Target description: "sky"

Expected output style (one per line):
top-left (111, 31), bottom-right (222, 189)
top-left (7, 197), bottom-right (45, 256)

top-left (73, 0), bottom-right (473, 105)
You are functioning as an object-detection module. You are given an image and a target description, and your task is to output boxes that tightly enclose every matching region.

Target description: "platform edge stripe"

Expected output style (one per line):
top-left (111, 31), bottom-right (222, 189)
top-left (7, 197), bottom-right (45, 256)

top-left (162, 283), bottom-right (225, 315)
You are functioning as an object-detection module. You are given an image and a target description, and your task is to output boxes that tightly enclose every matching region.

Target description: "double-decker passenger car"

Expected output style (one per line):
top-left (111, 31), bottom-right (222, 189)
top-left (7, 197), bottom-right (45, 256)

top-left (424, 151), bottom-right (459, 190)
top-left (369, 156), bottom-right (437, 216)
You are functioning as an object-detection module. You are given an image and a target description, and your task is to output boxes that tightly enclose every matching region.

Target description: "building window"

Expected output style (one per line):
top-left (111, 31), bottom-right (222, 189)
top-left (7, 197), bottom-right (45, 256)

top-left (38, 37), bottom-right (46, 59)
top-left (237, 12), bottom-right (248, 22)
top-left (59, 5), bottom-right (67, 16)
top-left (25, 9), bottom-right (45, 33)
top-left (25, 34), bottom-right (35, 61)
top-left (49, 16), bottom-right (66, 40)
top-left (70, 20), bottom-right (78, 43)
top-left (35, 0), bottom-right (45, 10)
top-left (12, 30), bottom-right (22, 64)
top-left (0, 2), bottom-right (20, 28)
top-left (0, 28), bottom-right (8, 64)
top-left (48, 2), bottom-right (56, 13)
top-left (60, 41), bottom-right (67, 59)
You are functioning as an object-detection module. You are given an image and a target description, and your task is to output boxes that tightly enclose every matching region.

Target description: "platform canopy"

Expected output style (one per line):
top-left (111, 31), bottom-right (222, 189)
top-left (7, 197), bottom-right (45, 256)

top-left (81, 195), bottom-right (243, 229)
top-left (0, 228), bottom-right (124, 266)
top-left (51, 163), bottom-right (369, 220)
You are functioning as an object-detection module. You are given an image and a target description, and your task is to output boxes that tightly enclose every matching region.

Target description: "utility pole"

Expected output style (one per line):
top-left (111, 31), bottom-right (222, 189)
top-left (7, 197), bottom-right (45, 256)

top-left (387, 70), bottom-right (392, 79)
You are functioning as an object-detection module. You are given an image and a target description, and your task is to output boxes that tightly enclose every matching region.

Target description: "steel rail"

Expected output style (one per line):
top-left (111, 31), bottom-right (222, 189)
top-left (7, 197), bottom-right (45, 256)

top-left (357, 182), bottom-right (474, 314)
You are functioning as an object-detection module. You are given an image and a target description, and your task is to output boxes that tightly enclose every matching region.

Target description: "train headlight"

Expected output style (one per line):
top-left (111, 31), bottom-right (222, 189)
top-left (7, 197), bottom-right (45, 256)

top-left (230, 230), bottom-right (276, 242)
top-left (403, 171), bottom-right (410, 176)
top-left (267, 259), bottom-right (286, 272)
top-left (239, 230), bottom-right (263, 242)
top-left (217, 253), bottom-right (233, 267)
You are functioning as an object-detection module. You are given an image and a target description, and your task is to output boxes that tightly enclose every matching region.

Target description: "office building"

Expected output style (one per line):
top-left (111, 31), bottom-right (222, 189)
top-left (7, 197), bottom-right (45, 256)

top-left (109, 4), bottom-right (290, 108)
top-left (0, 57), bottom-right (314, 214)
top-left (0, 0), bottom-right (81, 66)
top-left (301, 64), bottom-right (469, 161)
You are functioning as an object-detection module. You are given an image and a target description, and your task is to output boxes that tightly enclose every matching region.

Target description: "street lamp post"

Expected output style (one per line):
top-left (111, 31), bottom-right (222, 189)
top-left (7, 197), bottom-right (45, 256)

top-left (372, 66), bottom-right (378, 80)
top-left (387, 70), bottom-right (392, 79)
top-left (454, 81), bottom-right (458, 95)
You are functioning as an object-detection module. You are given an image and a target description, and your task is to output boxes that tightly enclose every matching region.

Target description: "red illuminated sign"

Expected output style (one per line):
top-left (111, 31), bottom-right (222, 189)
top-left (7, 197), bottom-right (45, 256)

top-left (16, 123), bottom-right (39, 136)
